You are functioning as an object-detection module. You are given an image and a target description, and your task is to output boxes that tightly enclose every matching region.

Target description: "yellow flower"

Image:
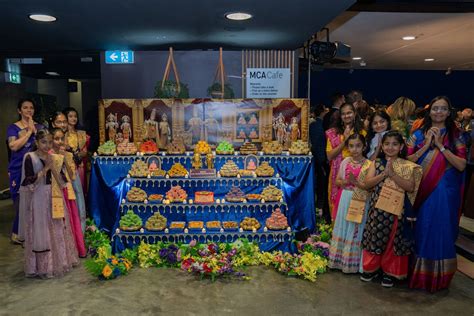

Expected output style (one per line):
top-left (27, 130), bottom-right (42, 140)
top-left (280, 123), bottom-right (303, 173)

top-left (111, 259), bottom-right (119, 265)
top-left (102, 265), bottom-right (113, 278)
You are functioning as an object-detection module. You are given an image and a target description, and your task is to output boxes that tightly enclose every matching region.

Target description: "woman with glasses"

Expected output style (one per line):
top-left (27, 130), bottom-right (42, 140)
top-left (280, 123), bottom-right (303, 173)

top-left (407, 96), bottom-right (467, 292)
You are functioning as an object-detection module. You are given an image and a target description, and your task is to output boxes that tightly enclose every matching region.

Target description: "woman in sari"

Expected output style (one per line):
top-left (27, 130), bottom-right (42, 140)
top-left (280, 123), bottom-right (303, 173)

top-left (7, 98), bottom-right (42, 243)
top-left (326, 103), bottom-right (365, 220)
top-left (407, 96), bottom-right (467, 292)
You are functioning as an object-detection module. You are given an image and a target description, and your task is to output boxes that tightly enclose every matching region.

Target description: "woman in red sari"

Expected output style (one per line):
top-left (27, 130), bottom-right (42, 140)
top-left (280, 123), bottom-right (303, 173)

top-left (407, 96), bottom-right (467, 292)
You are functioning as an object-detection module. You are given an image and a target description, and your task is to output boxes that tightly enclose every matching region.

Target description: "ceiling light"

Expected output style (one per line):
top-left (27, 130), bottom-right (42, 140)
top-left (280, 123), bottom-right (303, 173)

top-left (360, 61), bottom-right (367, 67)
top-left (225, 12), bottom-right (252, 21)
top-left (29, 14), bottom-right (57, 22)
top-left (402, 35), bottom-right (416, 41)
top-left (46, 71), bottom-right (60, 76)
top-left (352, 57), bottom-right (362, 60)
top-left (424, 58), bottom-right (435, 62)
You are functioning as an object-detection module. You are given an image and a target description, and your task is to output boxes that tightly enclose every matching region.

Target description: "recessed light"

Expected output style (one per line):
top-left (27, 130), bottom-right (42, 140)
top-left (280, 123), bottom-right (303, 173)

top-left (352, 57), bottom-right (362, 60)
top-left (46, 71), bottom-right (60, 76)
top-left (225, 12), bottom-right (252, 21)
top-left (29, 14), bottom-right (57, 22)
top-left (402, 35), bottom-right (416, 41)
top-left (424, 58), bottom-right (435, 62)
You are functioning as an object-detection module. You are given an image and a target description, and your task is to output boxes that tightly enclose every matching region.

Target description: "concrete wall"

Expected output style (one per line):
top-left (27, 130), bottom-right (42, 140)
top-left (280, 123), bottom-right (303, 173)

top-left (37, 79), bottom-right (69, 109)
top-left (68, 79), bottom-right (83, 123)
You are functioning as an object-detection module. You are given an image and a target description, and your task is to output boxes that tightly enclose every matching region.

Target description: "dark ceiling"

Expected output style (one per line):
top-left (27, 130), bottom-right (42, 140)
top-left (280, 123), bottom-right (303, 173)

top-left (1, 0), bottom-right (473, 79)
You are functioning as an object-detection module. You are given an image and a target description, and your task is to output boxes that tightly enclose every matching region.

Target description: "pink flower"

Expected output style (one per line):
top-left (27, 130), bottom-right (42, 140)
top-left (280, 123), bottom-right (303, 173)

top-left (189, 240), bottom-right (197, 247)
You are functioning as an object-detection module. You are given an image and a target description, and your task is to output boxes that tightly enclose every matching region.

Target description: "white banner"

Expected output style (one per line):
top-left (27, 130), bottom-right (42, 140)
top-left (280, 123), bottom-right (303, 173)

top-left (246, 68), bottom-right (291, 98)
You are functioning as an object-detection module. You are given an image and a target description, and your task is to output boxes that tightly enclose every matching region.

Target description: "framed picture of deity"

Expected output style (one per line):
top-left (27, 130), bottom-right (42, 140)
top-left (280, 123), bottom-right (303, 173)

top-left (140, 99), bottom-right (174, 149)
top-left (269, 99), bottom-right (309, 149)
top-left (98, 99), bottom-right (140, 145)
top-left (232, 100), bottom-right (265, 144)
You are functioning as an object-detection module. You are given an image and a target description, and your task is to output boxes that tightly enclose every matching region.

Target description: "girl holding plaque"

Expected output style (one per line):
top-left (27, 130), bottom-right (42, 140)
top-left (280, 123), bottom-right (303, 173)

top-left (328, 134), bottom-right (370, 273)
top-left (359, 131), bottom-right (422, 287)
top-left (407, 96), bottom-right (467, 293)
top-left (326, 103), bottom-right (366, 220)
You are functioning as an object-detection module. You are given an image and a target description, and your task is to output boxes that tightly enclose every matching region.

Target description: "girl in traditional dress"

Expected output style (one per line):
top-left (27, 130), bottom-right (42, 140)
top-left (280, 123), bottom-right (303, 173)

top-left (326, 103), bottom-right (366, 220)
top-left (365, 110), bottom-right (391, 160)
top-left (328, 133), bottom-right (370, 273)
top-left (388, 97), bottom-right (416, 139)
top-left (7, 98), bottom-right (43, 244)
top-left (19, 129), bottom-right (78, 278)
top-left (51, 111), bottom-right (87, 233)
top-left (51, 128), bottom-right (86, 257)
top-left (407, 96), bottom-right (467, 292)
top-left (359, 131), bottom-right (422, 287)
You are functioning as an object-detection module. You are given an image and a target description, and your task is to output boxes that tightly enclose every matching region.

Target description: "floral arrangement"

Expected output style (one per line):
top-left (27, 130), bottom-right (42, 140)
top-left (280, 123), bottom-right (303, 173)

top-left (154, 80), bottom-right (189, 98)
top-left (84, 244), bottom-right (133, 280)
top-left (207, 82), bottom-right (235, 99)
top-left (84, 219), bottom-right (110, 257)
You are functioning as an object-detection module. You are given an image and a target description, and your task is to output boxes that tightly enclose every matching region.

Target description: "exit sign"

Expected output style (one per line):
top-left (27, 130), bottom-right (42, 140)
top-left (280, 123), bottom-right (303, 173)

top-left (105, 51), bottom-right (135, 64)
top-left (5, 72), bottom-right (21, 84)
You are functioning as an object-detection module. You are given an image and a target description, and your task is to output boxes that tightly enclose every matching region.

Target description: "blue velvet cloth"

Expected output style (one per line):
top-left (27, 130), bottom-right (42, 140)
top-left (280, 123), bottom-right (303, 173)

top-left (89, 154), bottom-right (315, 253)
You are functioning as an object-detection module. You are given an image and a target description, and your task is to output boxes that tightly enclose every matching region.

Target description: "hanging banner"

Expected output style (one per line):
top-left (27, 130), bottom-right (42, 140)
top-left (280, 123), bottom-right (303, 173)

top-left (246, 68), bottom-right (291, 98)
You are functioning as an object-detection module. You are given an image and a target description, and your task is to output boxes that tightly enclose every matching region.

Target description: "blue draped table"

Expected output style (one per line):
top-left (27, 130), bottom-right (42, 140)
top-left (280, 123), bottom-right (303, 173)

top-left (89, 153), bottom-right (315, 253)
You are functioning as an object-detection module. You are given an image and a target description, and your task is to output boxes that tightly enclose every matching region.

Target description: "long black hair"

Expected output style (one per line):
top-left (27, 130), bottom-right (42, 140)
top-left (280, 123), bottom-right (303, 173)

top-left (17, 98), bottom-right (36, 120)
top-left (365, 110), bottom-right (392, 156)
top-left (31, 129), bottom-right (51, 151)
top-left (63, 107), bottom-right (84, 129)
top-left (344, 133), bottom-right (367, 151)
top-left (330, 103), bottom-right (364, 134)
top-left (380, 130), bottom-right (407, 159)
top-left (48, 111), bottom-right (66, 130)
top-left (421, 96), bottom-right (458, 153)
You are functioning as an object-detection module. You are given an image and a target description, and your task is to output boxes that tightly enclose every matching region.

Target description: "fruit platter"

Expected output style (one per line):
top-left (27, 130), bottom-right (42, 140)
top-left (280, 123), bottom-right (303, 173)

top-left (216, 141), bottom-right (234, 155)
top-left (120, 210), bottom-right (143, 231)
top-left (97, 140), bottom-right (116, 155)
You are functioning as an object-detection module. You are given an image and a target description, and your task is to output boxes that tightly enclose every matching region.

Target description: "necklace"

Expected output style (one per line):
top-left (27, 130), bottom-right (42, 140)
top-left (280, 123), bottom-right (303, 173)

top-left (350, 157), bottom-right (365, 164)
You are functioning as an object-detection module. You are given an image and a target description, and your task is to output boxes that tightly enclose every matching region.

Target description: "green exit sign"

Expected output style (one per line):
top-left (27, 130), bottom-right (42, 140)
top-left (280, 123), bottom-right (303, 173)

top-left (9, 72), bottom-right (21, 84)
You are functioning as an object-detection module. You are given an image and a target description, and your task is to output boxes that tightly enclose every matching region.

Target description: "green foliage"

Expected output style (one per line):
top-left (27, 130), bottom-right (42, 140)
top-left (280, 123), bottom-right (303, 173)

top-left (121, 247), bottom-right (139, 264)
top-left (207, 83), bottom-right (235, 99)
top-left (154, 80), bottom-right (189, 98)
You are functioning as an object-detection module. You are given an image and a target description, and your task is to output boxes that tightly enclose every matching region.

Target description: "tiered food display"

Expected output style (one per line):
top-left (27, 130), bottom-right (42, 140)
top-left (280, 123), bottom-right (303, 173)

top-left (225, 186), bottom-right (246, 202)
top-left (216, 141), bottom-right (234, 154)
top-left (219, 160), bottom-right (239, 177)
top-left (261, 185), bottom-right (283, 202)
top-left (255, 162), bottom-right (274, 177)
top-left (140, 140), bottom-right (159, 154)
top-left (166, 139), bottom-right (186, 154)
top-left (120, 210), bottom-right (143, 231)
top-left (97, 140), bottom-right (116, 155)
top-left (262, 141), bottom-right (283, 155)
top-left (265, 208), bottom-right (288, 230)
top-left (165, 186), bottom-right (188, 203)
top-left (289, 140), bottom-right (310, 155)
top-left (129, 160), bottom-right (149, 177)
top-left (239, 141), bottom-right (258, 155)
top-left (127, 187), bottom-right (147, 202)
top-left (145, 212), bottom-right (167, 231)
top-left (167, 163), bottom-right (188, 177)
top-left (195, 140), bottom-right (211, 154)
top-left (240, 217), bottom-right (261, 231)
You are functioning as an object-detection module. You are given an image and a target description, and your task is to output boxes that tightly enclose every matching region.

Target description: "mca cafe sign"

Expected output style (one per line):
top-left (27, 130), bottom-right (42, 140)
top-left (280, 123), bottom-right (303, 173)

top-left (246, 68), bottom-right (291, 98)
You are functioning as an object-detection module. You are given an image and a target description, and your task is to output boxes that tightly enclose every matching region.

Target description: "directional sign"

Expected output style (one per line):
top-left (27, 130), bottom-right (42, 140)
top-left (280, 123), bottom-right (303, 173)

top-left (105, 51), bottom-right (135, 64)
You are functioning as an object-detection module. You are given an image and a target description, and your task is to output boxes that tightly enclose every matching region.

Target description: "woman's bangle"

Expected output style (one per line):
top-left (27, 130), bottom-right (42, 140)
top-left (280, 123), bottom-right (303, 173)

top-left (440, 146), bottom-right (446, 153)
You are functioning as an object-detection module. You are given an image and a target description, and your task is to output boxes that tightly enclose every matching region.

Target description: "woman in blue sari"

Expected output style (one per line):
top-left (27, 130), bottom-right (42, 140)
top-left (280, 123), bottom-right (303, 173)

top-left (407, 96), bottom-right (467, 292)
top-left (7, 98), bottom-right (42, 243)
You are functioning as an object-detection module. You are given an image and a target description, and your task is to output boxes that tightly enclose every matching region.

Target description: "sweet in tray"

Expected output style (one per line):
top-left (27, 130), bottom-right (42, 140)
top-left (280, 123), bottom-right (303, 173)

top-left (265, 208), bottom-right (289, 230)
top-left (119, 210), bottom-right (142, 231)
top-left (169, 221), bottom-right (186, 229)
top-left (188, 221), bottom-right (204, 229)
top-left (195, 191), bottom-right (214, 204)
top-left (117, 140), bottom-right (138, 155)
top-left (140, 140), bottom-right (159, 154)
top-left (219, 160), bottom-right (239, 177)
top-left (166, 139), bottom-right (186, 154)
top-left (289, 140), bottom-right (310, 155)
top-left (148, 194), bottom-right (163, 203)
top-left (255, 162), bottom-right (274, 177)
top-left (166, 185), bottom-right (188, 202)
top-left (195, 140), bottom-right (211, 154)
top-left (206, 221), bottom-right (221, 229)
top-left (246, 193), bottom-right (261, 202)
top-left (126, 187), bottom-right (147, 202)
top-left (238, 169), bottom-right (254, 177)
top-left (225, 186), bottom-right (246, 202)
top-left (97, 140), bottom-right (116, 155)
top-left (167, 162), bottom-right (188, 177)
top-left (262, 141), bottom-right (283, 155)
top-left (216, 141), bottom-right (234, 154)
top-left (150, 169), bottom-right (166, 177)
top-left (240, 217), bottom-right (261, 231)
top-left (223, 221), bottom-right (239, 230)
top-left (261, 185), bottom-right (283, 202)
top-left (129, 160), bottom-right (149, 177)
top-left (239, 141), bottom-right (258, 155)
top-left (145, 212), bottom-right (167, 231)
